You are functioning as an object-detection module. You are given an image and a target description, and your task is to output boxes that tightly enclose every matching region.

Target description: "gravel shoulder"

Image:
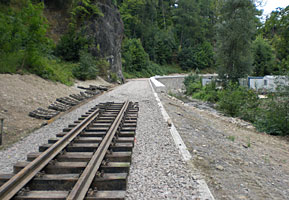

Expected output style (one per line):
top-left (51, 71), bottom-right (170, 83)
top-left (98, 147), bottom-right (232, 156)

top-left (0, 79), bottom-right (201, 199)
top-left (159, 93), bottom-right (289, 200)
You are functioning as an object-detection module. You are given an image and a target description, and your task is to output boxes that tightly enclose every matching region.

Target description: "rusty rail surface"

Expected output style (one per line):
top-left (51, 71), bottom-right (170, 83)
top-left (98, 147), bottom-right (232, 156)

top-left (0, 101), bottom-right (138, 200)
top-left (0, 107), bottom-right (101, 200)
top-left (67, 101), bottom-right (129, 200)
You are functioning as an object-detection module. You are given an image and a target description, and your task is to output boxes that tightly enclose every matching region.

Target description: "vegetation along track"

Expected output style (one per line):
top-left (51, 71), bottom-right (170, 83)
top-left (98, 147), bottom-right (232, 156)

top-left (0, 101), bottom-right (139, 200)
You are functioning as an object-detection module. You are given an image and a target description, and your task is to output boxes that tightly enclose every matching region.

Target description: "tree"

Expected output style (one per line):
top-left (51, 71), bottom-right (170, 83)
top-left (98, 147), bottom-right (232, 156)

top-left (122, 38), bottom-right (149, 73)
top-left (252, 36), bottom-right (276, 76)
top-left (216, 0), bottom-right (257, 83)
top-left (119, 0), bottom-right (145, 38)
top-left (261, 6), bottom-right (289, 74)
top-left (178, 41), bottom-right (214, 71)
top-left (172, 0), bottom-right (203, 47)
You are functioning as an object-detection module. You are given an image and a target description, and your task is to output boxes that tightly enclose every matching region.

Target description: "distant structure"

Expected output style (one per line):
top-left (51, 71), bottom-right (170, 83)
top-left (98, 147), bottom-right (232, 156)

top-left (240, 75), bottom-right (289, 92)
top-left (201, 74), bottom-right (218, 86)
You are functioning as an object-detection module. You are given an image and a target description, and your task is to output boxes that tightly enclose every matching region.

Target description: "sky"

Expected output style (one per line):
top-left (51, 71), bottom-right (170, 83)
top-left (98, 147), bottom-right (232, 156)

top-left (257, 0), bottom-right (289, 17)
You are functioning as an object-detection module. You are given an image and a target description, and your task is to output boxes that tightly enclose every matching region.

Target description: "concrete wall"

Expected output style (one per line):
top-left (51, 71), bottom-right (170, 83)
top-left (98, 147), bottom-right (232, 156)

top-left (248, 76), bottom-right (289, 92)
top-left (150, 74), bottom-right (218, 93)
top-left (154, 75), bottom-right (187, 92)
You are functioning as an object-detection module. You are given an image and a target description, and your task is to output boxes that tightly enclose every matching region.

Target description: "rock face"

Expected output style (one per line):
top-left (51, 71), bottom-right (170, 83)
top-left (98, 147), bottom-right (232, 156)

top-left (86, 0), bottom-right (124, 81)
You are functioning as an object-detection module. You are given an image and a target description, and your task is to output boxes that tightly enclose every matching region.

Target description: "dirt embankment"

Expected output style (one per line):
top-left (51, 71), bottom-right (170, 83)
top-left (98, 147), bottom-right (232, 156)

top-left (0, 74), bottom-right (112, 149)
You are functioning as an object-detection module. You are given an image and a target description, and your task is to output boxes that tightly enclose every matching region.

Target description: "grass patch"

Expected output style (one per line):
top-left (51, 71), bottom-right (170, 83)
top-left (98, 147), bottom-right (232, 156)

top-left (227, 135), bottom-right (235, 142)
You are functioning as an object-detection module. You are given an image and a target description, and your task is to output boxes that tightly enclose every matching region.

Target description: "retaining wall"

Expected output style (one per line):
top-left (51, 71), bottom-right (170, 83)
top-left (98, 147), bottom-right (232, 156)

top-left (150, 75), bottom-right (187, 93)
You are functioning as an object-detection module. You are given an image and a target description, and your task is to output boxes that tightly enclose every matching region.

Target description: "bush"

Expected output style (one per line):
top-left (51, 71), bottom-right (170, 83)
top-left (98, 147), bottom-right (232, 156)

top-left (73, 51), bottom-right (98, 80)
top-left (184, 74), bottom-right (219, 103)
top-left (185, 74), bottom-right (289, 136)
top-left (0, 51), bottom-right (24, 73)
top-left (122, 38), bottom-right (149, 74)
top-left (198, 82), bottom-right (219, 103)
top-left (184, 73), bottom-right (201, 94)
top-left (254, 85), bottom-right (289, 135)
top-left (217, 83), bottom-right (259, 117)
top-left (55, 29), bottom-right (89, 62)
top-left (97, 59), bottom-right (110, 77)
top-left (238, 89), bottom-right (260, 122)
top-left (0, 0), bottom-right (56, 76)
top-left (110, 72), bottom-right (118, 82)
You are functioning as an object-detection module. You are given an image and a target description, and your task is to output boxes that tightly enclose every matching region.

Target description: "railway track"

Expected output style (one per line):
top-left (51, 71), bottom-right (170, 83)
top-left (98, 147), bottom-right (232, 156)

top-left (0, 101), bottom-right (139, 200)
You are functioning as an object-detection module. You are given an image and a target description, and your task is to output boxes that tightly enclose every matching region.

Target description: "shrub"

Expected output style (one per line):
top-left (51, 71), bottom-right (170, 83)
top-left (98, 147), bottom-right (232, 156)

top-left (97, 59), bottom-right (110, 77)
top-left (238, 89), bottom-right (260, 122)
top-left (200, 82), bottom-right (219, 103)
top-left (217, 83), bottom-right (259, 117)
top-left (73, 51), bottom-right (98, 80)
top-left (110, 72), bottom-right (118, 82)
top-left (55, 29), bottom-right (89, 62)
top-left (184, 74), bottom-right (219, 103)
top-left (0, 0), bottom-right (56, 77)
top-left (254, 84), bottom-right (289, 135)
top-left (184, 74), bottom-right (288, 136)
top-left (122, 38), bottom-right (149, 74)
top-left (184, 73), bottom-right (206, 96)
top-left (0, 51), bottom-right (24, 73)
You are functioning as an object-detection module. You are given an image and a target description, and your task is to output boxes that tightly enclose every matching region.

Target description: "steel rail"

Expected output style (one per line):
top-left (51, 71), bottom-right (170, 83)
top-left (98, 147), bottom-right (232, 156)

top-left (67, 101), bottom-right (130, 200)
top-left (0, 108), bottom-right (101, 200)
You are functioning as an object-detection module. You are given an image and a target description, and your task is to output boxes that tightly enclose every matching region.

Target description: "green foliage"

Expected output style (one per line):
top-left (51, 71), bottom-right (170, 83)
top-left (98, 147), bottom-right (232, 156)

top-left (73, 51), bottom-right (98, 80)
top-left (195, 81), bottom-right (219, 103)
top-left (110, 72), bottom-right (118, 82)
top-left (119, 0), bottom-right (145, 38)
top-left (178, 41), bottom-right (214, 71)
top-left (216, 0), bottom-right (257, 82)
top-left (184, 75), bottom-right (288, 136)
top-left (153, 29), bottom-right (177, 65)
top-left (72, 51), bottom-right (109, 80)
top-left (252, 36), bottom-right (276, 76)
top-left (0, 0), bottom-right (54, 74)
top-left (217, 83), bottom-right (258, 117)
top-left (237, 89), bottom-right (260, 122)
top-left (0, 0), bottom-right (110, 84)
top-left (118, 0), bottom-right (218, 74)
top-left (97, 58), bottom-right (110, 77)
top-left (0, 51), bottom-right (24, 73)
top-left (261, 6), bottom-right (289, 74)
top-left (254, 84), bottom-right (289, 136)
top-left (173, 0), bottom-right (204, 46)
top-left (184, 74), bottom-right (219, 103)
top-left (123, 62), bottom-right (183, 78)
top-left (184, 74), bottom-right (202, 94)
top-left (122, 38), bottom-right (149, 74)
top-left (71, 0), bottom-right (103, 23)
top-left (227, 136), bottom-right (235, 142)
top-left (55, 28), bottom-right (90, 61)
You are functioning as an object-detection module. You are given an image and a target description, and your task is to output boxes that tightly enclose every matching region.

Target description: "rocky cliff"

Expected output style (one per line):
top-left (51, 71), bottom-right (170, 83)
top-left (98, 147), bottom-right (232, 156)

top-left (86, 0), bottom-right (124, 81)
top-left (45, 0), bottom-right (124, 81)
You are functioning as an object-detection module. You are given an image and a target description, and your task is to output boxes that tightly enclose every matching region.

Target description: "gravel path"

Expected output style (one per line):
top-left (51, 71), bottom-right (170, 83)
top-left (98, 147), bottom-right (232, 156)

top-left (0, 79), bottom-right (200, 199)
top-left (159, 93), bottom-right (289, 200)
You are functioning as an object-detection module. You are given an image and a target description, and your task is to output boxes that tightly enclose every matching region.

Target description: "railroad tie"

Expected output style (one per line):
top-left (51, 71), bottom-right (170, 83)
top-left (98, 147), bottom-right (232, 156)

top-left (0, 101), bottom-right (139, 200)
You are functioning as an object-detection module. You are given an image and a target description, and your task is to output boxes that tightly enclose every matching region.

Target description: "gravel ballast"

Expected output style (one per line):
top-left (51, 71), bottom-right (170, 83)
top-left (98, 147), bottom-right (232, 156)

top-left (0, 80), bottom-right (200, 199)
